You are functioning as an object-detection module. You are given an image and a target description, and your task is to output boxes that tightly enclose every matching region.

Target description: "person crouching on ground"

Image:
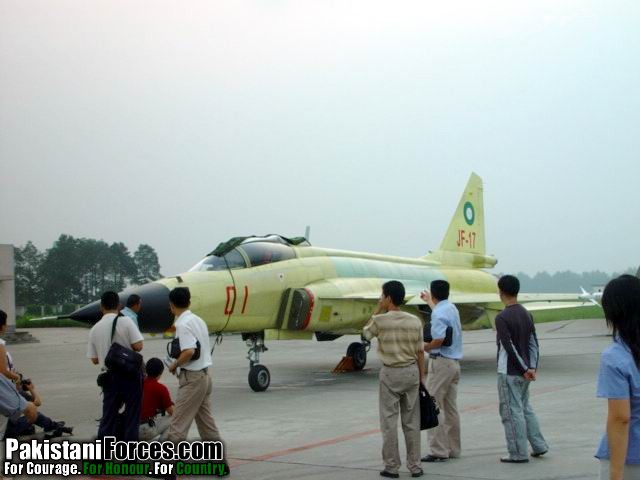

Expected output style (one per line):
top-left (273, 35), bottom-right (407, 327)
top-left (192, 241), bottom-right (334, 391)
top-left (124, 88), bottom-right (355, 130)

top-left (139, 358), bottom-right (174, 441)
top-left (5, 378), bottom-right (72, 439)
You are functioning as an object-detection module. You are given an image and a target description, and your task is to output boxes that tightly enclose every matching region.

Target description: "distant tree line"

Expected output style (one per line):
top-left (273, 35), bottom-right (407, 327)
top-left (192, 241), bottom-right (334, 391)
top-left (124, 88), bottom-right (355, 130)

top-left (14, 235), bottom-right (162, 306)
top-left (511, 268), bottom-right (637, 293)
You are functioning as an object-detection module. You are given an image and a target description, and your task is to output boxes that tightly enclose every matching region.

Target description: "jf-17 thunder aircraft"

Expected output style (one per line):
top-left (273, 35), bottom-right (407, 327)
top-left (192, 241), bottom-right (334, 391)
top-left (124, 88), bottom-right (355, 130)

top-left (67, 173), bottom-right (587, 392)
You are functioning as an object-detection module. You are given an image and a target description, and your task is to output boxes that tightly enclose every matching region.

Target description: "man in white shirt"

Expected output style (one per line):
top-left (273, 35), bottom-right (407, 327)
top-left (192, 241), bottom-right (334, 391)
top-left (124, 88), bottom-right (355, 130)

top-left (87, 291), bottom-right (144, 441)
top-left (166, 288), bottom-right (227, 472)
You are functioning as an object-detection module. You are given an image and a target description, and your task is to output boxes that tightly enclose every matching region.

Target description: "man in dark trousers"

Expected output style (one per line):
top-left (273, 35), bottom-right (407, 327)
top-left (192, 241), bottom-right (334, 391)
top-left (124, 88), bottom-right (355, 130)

top-left (495, 275), bottom-right (548, 463)
top-left (87, 291), bottom-right (144, 441)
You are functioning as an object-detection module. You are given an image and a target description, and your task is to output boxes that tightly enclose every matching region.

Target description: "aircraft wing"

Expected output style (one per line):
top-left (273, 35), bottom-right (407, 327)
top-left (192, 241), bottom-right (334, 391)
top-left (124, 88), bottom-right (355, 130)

top-left (405, 292), bottom-right (498, 305)
top-left (305, 279), bottom-right (591, 331)
top-left (518, 301), bottom-right (587, 311)
top-left (310, 279), bottom-right (586, 309)
top-left (406, 291), bottom-right (586, 306)
top-left (322, 291), bottom-right (498, 305)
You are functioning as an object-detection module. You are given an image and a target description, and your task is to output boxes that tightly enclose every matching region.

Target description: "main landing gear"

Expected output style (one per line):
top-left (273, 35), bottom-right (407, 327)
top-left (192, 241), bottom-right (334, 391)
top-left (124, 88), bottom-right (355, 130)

top-left (244, 333), bottom-right (270, 392)
top-left (346, 339), bottom-right (370, 370)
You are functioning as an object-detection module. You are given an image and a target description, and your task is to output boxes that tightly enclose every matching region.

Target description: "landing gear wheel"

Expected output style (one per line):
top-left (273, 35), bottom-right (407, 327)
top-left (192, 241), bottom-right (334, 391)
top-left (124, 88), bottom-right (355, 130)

top-left (248, 364), bottom-right (271, 392)
top-left (347, 342), bottom-right (367, 370)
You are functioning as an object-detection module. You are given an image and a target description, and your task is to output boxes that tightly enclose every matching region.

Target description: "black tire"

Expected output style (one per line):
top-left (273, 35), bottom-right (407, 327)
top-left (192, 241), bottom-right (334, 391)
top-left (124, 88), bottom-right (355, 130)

top-left (347, 342), bottom-right (367, 370)
top-left (248, 364), bottom-right (271, 392)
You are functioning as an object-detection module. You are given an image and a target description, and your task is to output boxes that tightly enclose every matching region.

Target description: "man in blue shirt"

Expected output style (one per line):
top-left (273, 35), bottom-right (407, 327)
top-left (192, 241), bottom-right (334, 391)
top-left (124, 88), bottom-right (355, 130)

top-left (421, 280), bottom-right (463, 462)
top-left (121, 294), bottom-right (142, 329)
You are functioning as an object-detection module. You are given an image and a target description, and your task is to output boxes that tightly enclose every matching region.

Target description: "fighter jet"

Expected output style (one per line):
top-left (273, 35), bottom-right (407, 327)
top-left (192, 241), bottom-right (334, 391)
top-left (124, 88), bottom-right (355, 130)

top-left (67, 173), bottom-right (583, 392)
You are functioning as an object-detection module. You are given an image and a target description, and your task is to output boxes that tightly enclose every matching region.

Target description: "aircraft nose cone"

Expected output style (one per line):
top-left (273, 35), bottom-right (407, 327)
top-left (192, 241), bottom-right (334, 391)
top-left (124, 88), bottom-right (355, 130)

top-left (69, 300), bottom-right (101, 324)
top-left (136, 282), bottom-right (172, 333)
top-left (69, 282), bottom-right (173, 333)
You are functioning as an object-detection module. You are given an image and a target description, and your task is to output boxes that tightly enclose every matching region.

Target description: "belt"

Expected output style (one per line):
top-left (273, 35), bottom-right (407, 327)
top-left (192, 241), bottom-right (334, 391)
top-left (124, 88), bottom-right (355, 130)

top-left (181, 367), bottom-right (209, 374)
top-left (141, 418), bottom-right (156, 427)
top-left (429, 354), bottom-right (459, 361)
top-left (383, 361), bottom-right (416, 368)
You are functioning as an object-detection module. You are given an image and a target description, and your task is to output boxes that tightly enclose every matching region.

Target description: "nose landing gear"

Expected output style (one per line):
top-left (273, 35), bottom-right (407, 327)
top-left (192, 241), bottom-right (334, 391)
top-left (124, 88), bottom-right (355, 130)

top-left (346, 339), bottom-right (370, 370)
top-left (245, 333), bottom-right (270, 392)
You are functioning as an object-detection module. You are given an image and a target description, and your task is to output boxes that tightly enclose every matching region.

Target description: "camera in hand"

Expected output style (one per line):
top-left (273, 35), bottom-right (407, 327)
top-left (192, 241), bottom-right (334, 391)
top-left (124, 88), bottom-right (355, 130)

top-left (18, 374), bottom-right (32, 392)
top-left (21, 378), bottom-right (31, 391)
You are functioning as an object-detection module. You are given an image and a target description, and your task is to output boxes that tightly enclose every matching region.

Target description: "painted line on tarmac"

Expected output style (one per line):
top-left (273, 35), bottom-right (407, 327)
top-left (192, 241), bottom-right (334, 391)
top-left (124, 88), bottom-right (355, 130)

top-left (230, 381), bottom-right (587, 469)
top-left (237, 458), bottom-right (502, 479)
top-left (242, 459), bottom-right (597, 480)
top-left (230, 428), bottom-right (380, 467)
top-left (460, 383), bottom-right (582, 414)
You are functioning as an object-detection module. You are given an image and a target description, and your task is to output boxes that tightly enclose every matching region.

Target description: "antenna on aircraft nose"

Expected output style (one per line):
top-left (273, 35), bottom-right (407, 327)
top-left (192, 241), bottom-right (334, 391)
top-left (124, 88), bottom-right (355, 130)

top-left (305, 225), bottom-right (311, 241)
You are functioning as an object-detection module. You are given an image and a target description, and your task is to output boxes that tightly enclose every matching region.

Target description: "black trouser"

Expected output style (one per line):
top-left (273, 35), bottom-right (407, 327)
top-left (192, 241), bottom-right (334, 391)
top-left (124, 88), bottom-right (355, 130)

top-left (98, 369), bottom-right (143, 441)
top-left (5, 412), bottom-right (58, 438)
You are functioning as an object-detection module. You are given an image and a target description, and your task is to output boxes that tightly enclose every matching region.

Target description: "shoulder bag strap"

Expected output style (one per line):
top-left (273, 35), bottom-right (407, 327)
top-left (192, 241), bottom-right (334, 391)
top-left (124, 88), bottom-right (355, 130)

top-left (111, 313), bottom-right (121, 343)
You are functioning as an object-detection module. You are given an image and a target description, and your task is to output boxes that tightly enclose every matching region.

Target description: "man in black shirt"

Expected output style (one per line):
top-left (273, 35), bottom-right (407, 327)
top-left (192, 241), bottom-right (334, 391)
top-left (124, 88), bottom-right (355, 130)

top-left (495, 275), bottom-right (548, 463)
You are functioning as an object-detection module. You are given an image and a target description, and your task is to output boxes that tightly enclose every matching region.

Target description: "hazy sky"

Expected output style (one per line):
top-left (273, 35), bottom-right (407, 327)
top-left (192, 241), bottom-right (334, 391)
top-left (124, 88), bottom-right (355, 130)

top-left (1, 1), bottom-right (638, 277)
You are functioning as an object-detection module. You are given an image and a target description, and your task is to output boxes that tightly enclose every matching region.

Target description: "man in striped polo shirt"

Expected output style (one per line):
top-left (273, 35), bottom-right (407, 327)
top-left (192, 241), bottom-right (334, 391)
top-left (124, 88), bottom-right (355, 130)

top-left (363, 280), bottom-right (426, 479)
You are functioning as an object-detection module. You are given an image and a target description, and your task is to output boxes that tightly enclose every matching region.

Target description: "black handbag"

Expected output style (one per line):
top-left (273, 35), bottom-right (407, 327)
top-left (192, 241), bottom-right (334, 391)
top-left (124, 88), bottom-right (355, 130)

top-left (423, 322), bottom-right (453, 347)
top-left (419, 384), bottom-right (440, 430)
top-left (104, 314), bottom-right (143, 377)
top-left (442, 326), bottom-right (453, 347)
top-left (167, 337), bottom-right (201, 361)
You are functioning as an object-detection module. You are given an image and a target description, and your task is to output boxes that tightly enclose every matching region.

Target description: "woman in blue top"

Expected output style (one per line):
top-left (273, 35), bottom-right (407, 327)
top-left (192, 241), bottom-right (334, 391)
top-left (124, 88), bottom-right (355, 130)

top-left (596, 275), bottom-right (640, 480)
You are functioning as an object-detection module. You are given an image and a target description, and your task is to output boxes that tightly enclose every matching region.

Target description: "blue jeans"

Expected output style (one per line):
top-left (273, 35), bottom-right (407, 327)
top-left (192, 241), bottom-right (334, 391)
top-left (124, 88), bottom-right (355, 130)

top-left (497, 373), bottom-right (548, 460)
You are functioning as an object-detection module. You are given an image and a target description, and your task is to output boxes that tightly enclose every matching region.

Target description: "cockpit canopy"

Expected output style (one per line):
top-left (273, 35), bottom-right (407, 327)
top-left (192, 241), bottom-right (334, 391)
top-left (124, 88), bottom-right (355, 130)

top-left (189, 235), bottom-right (308, 272)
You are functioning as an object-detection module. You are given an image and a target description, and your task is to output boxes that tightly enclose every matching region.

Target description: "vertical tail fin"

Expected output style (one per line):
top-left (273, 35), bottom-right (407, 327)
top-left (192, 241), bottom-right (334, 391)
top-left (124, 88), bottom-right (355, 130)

top-left (439, 172), bottom-right (486, 255)
top-left (425, 173), bottom-right (496, 268)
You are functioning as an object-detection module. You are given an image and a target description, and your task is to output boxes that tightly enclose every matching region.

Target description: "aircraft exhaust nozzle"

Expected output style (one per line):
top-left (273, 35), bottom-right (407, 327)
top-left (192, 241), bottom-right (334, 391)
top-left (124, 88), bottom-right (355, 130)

top-left (69, 282), bottom-right (173, 333)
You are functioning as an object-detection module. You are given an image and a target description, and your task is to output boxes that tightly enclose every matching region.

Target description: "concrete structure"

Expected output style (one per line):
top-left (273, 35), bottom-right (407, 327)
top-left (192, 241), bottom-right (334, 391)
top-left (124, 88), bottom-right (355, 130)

top-left (0, 244), bottom-right (36, 343)
top-left (0, 244), bottom-right (16, 334)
